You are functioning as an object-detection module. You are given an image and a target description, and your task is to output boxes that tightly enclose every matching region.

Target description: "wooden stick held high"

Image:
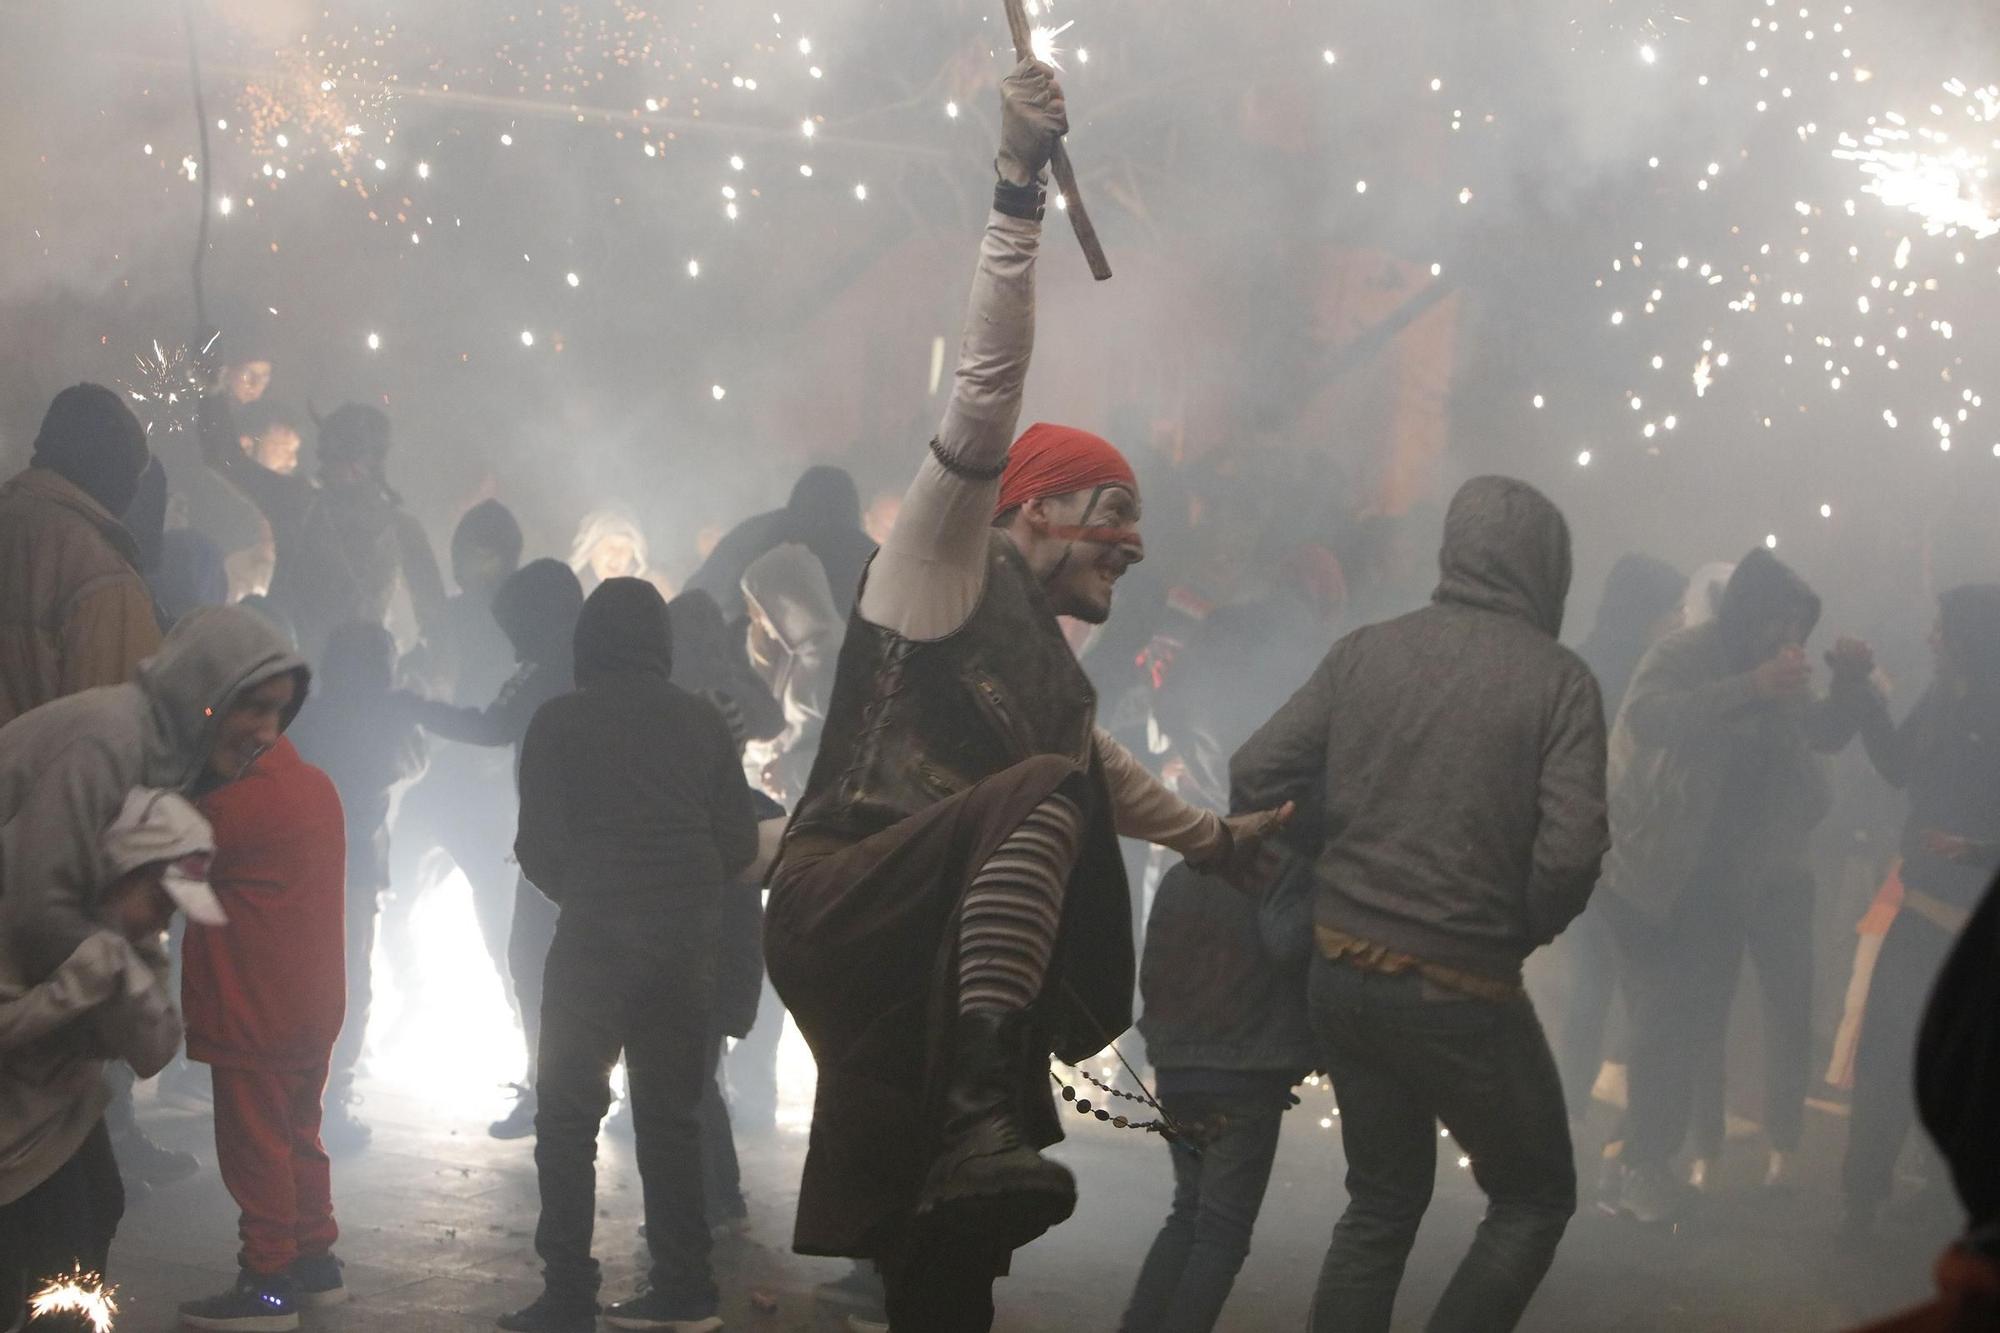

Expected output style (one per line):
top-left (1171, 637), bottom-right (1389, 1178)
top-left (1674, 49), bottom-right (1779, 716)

top-left (1003, 0), bottom-right (1112, 281)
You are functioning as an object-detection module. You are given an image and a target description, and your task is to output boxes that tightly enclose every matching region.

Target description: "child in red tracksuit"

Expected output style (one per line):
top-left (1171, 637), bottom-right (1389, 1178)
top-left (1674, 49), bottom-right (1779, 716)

top-left (180, 736), bottom-right (348, 1331)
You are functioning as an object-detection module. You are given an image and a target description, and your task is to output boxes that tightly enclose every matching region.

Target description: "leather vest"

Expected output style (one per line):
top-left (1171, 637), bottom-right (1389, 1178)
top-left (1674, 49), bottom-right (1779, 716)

top-left (789, 533), bottom-right (1097, 844)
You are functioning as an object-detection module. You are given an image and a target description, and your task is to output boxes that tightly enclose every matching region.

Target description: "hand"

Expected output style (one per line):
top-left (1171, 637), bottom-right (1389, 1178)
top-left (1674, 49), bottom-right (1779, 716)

top-left (1921, 829), bottom-right (1974, 862)
top-left (1205, 801), bottom-right (1296, 895)
top-left (997, 58), bottom-right (1068, 188)
top-left (1825, 636), bottom-right (1876, 681)
top-left (1752, 645), bottom-right (1811, 701)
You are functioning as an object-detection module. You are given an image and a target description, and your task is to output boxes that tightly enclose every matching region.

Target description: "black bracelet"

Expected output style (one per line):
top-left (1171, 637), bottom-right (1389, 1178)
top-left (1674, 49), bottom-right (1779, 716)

top-left (993, 174), bottom-right (1045, 221)
top-left (929, 435), bottom-right (1009, 481)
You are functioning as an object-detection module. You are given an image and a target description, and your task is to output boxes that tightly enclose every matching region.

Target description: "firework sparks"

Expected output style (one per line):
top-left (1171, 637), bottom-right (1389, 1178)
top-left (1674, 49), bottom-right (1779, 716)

top-left (30, 1270), bottom-right (118, 1333)
top-left (1031, 19), bottom-right (1077, 67)
top-left (125, 333), bottom-right (222, 435)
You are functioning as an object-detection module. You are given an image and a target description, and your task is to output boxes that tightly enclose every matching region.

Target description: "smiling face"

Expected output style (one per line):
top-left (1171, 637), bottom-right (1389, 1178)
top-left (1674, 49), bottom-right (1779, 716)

top-left (206, 673), bottom-right (299, 782)
top-left (1012, 484), bottom-right (1145, 625)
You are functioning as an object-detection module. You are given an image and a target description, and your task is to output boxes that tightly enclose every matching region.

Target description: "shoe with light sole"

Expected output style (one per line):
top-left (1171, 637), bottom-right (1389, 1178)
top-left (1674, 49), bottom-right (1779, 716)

top-left (179, 1272), bottom-right (301, 1331)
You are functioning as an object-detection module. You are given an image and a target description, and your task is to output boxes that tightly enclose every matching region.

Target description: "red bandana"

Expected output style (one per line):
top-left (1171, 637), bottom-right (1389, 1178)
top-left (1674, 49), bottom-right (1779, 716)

top-left (994, 422), bottom-right (1137, 518)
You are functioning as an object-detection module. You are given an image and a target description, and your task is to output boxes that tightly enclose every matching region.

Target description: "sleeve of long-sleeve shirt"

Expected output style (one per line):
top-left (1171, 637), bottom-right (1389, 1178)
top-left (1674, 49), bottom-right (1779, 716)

top-left (1619, 636), bottom-right (1763, 748)
top-left (1854, 685), bottom-right (1924, 789)
top-left (0, 737), bottom-right (130, 983)
top-left (58, 576), bottom-right (164, 697)
top-left (1526, 668), bottom-right (1610, 946)
top-left (87, 934), bottom-right (183, 1078)
top-left (0, 932), bottom-right (128, 1051)
top-left (513, 705), bottom-right (570, 901)
top-left (1093, 729), bottom-right (1226, 862)
top-left (1230, 650), bottom-right (1338, 818)
top-left (411, 670), bottom-right (537, 749)
top-left (709, 712), bottom-right (762, 878)
top-left (858, 211), bottom-right (1040, 642)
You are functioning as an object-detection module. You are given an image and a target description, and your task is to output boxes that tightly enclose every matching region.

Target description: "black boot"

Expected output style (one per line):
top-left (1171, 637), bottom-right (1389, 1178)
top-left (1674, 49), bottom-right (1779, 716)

top-left (914, 1008), bottom-right (1076, 1252)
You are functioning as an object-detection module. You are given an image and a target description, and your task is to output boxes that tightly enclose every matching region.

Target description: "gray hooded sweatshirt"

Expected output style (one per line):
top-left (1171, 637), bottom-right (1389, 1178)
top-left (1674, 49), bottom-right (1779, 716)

top-left (0, 605), bottom-right (308, 983)
top-left (1232, 476), bottom-right (1609, 983)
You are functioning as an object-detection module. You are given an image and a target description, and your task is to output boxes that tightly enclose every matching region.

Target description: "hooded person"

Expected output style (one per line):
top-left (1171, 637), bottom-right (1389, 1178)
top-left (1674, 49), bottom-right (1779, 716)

top-left (179, 728), bottom-right (351, 1328)
top-left (1231, 475), bottom-right (1607, 1333)
top-left (0, 604), bottom-right (308, 983)
top-left (1599, 546), bottom-right (1871, 1222)
top-left (741, 543), bottom-right (845, 802)
top-left (1681, 560), bottom-right (1737, 629)
top-left (685, 465), bottom-right (878, 620)
top-left (763, 64), bottom-right (1286, 1331)
top-left (381, 499), bottom-right (524, 1082)
top-left (0, 384), bottom-right (163, 728)
top-left (566, 507), bottom-right (653, 597)
top-left (499, 577), bottom-right (759, 1333)
top-left (401, 557), bottom-right (585, 1139)
top-left (0, 788), bottom-right (218, 1318)
top-left (1838, 583), bottom-right (2000, 1238)
top-left (1554, 553), bottom-right (1686, 1116)
top-left (665, 591), bottom-right (785, 748)
top-left (198, 394), bottom-right (447, 659)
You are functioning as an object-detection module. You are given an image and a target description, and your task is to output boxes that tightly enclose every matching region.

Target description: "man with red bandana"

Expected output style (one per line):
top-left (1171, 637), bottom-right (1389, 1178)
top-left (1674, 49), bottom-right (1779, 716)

top-left (765, 60), bottom-right (1289, 1330)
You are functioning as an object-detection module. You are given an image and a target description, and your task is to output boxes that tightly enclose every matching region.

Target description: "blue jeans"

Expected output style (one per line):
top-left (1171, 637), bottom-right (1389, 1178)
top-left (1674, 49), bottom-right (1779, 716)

top-left (1309, 957), bottom-right (1575, 1333)
top-left (1121, 1072), bottom-right (1291, 1333)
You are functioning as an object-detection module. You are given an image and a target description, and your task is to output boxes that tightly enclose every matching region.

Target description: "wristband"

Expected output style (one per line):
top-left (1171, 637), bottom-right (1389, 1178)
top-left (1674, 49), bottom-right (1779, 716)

top-left (993, 174), bottom-right (1045, 221)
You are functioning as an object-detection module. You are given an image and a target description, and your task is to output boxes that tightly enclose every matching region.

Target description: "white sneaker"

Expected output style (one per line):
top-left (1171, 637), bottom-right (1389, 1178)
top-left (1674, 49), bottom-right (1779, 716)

top-left (1688, 1157), bottom-right (1713, 1192)
top-left (1764, 1149), bottom-right (1795, 1190)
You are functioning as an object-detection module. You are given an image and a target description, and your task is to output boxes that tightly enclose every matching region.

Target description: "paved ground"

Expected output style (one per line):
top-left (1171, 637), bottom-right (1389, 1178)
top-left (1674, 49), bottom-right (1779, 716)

top-left (96, 1071), bottom-right (1956, 1333)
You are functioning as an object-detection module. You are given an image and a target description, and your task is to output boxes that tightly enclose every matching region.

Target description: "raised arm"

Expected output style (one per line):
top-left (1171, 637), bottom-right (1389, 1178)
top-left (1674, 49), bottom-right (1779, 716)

top-left (858, 60), bottom-right (1066, 641)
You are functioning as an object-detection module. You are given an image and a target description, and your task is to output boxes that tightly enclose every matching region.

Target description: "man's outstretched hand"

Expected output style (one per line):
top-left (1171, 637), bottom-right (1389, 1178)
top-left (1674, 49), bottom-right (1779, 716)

top-left (997, 58), bottom-right (1067, 189)
top-left (1199, 801), bottom-right (1297, 895)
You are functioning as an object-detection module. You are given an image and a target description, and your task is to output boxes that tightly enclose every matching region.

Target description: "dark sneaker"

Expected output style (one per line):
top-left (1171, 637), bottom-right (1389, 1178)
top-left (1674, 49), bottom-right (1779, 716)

top-left (289, 1252), bottom-right (348, 1307)
top-left (113, 1126), bottom-right (201, 1191)
top-left (603, 1289), bottom-right (723, 1331)
top-left (496, 1292), bottom-right (599, 1332)
top-left (490, 1085), bottom-right (538, 1140)
top-left (179, 1272), bottom-right (301, 1331)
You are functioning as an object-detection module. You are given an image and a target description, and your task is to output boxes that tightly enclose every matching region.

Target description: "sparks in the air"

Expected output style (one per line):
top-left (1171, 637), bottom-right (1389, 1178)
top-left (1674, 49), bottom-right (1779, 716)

top-left (30, 1271), bottom-right (117, 1333)
top-left (520, 330), bottom-right (535, 347)
top-left (366, 332), bottom-right (381, 350)
top-left (565, 272), bottom-right (580, 288)
top-left (1031, 19), bottom-right (1076, 67)
top-left (711, 384), bottom-right (727, 400)
top-left (687, 259), bottom-right (701, 277)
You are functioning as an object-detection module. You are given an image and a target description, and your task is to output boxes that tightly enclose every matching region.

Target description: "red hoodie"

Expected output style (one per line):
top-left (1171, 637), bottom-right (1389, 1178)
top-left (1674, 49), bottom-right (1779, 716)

top-left (183, 737), bottom-right (347, 1070)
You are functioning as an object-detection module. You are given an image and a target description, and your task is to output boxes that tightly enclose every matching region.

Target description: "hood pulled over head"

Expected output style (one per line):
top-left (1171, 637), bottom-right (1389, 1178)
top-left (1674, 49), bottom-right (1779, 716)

top-left (1432, 476), bottom-right (1573, 638)
top-left (493, 558), bottom-right (586, 667)
top-left (742, 543), bottom-right (841, 653)
top-left (137, 604), bottom-right (311, 789)
top-left (786, 466), bottom-right (862, 533)
top-left (574, 577), bottom-right (673, 686)
top-left (1715, 548), bottom-right (1821, 665)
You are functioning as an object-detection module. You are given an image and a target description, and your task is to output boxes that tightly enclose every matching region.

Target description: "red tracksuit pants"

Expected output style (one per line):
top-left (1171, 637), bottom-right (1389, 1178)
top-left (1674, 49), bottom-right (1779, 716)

top-left (210, 1064), bottom-right (338, 1275)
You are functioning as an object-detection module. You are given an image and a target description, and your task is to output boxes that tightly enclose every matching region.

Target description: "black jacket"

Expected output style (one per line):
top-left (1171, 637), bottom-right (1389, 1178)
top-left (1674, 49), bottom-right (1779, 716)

top-left (515, 578), bottom-right (759, 910)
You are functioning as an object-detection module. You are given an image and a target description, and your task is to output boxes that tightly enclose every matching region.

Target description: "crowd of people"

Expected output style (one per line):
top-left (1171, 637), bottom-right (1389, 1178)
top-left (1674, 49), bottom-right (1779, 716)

top-left (3, 57), bottom-right (1998, 1333)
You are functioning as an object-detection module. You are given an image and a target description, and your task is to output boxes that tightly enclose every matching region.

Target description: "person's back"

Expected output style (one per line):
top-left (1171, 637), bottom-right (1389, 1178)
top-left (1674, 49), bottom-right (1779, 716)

top-left (0, 385), bottom-right (161, 729)
top-left (1231, 475), bottom-right (1607, 1333)
top-left (1237, 475), bottom-right (1607, 984)
top-left (516, 581), bottom-right (757, 907)
top-left (504, 576), bottom-right (757, 1332)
